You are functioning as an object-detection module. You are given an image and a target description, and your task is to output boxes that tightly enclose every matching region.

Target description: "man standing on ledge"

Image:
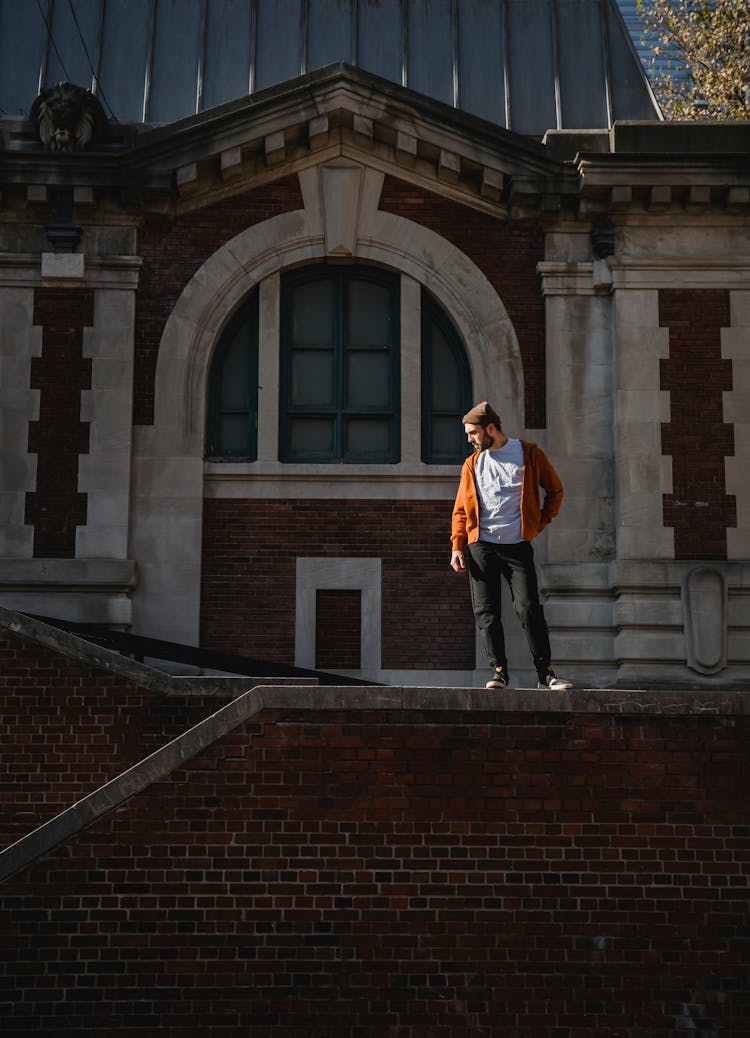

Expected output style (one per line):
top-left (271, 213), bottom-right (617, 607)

top-left (450, 401), bottom-right (572, 691)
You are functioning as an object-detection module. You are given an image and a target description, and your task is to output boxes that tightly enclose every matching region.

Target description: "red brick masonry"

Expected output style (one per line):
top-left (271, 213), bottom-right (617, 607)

top-left (25, 288), bottom-right (94, 557)
top-left (200, 498), bottom-right (475, 672)
top-left (1, 616), bottom-right (749, 1037)
top-left (660, 289), bottom-right (735, 559)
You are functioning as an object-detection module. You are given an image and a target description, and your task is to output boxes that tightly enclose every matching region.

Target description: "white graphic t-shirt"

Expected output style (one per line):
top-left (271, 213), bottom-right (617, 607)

top-left (475, 438), bottom-right (524, 544)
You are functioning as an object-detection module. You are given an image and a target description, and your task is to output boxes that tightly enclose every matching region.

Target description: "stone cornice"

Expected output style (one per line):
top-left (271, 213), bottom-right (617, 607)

top-left (0, 63), bottom-right (575, 223)
top-left (2, 67), bottom-right (748, 226)
top-left (0, 252), bottom-right (141, 289)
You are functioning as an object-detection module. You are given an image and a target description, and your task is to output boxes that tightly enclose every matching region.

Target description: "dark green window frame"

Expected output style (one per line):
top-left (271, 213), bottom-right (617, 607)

top-left (280, 266), bottom-right (400, 463)
top-left (421, 289), bottom-right (473, 463)
top-left (205, 291), bottom-right (259, 461)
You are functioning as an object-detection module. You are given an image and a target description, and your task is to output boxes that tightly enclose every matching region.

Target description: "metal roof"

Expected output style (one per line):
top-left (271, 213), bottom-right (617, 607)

top-left (0, 0), bottom-right (660, 137)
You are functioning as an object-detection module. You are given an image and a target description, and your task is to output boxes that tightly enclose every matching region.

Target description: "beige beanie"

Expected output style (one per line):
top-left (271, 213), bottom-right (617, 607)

top-left (461, 401), bottom-right (501, 427)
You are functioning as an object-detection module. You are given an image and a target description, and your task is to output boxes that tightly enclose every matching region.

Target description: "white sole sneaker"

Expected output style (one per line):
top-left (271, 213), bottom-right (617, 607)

top-left (537, 677), bottom-right (572, 690)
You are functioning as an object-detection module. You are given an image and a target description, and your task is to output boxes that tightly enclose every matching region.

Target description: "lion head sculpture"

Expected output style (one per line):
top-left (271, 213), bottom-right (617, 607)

top-left (30, 81), bottom-right (107, 152)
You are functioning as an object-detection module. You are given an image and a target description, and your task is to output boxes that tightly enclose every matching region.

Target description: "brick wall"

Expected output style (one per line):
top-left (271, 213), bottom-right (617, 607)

top-left (0, 627), bottom-right (220, 850)
top-left (1, 688), bottom-right (749, 1037)
top-left (200, 498), bottom-right (475, 671)
top-left (660, 289), bottom-right (735, 559)
top-left (25, 288), bottom-right (94, 557)
top-left (134, 176), bottom-right (304, 425)
top-left (316, 589), bottom-right (361, 669)
top-left (379, 177), bottom-right (547, 428)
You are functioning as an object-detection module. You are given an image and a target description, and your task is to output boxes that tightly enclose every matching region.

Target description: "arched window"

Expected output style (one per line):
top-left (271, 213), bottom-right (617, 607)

top-left (206, 270), bottom-right (473, 465)
top-left (421, 289), bottom-right (472, 463)
top-left (205, 291), bottom-right (259, 460)
top-left (280, 266), bottom-right (401, 463)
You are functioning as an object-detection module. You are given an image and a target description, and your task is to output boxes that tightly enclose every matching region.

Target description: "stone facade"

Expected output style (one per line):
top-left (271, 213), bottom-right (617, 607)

top-left (1, 67), bottom-right (749, 688)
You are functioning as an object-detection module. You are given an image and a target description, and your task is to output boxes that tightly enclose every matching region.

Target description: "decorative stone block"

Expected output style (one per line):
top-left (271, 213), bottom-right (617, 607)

top-left (682, 566), bottom-right (727, 674)
top-left (73, 186), bottom-right (95, 207)
top-left (176, 162), bottom-right (198, 191)
top-left (353, 115), bottom-right (374, 141)
top-left (438, 149), bottom-right (460, 183)
top-left (481, 167), bottom-right (504, 201)
top-left (264, 130), bottom-right (285, 165)
top-left (220, 146), bottom-right (243, 180)
top-left (396, 131), bottom-right (417, 166)
top-left (41, 252), bottom-right (85, 286)
top-left (648, 185), bottom-right (671, 210)
top-left (308, 115), bottom-right (329, 148)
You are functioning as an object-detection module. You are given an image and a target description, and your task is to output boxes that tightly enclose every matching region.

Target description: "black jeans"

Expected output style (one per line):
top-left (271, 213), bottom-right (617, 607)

top-left (466, 539), bottom-right (551, 677)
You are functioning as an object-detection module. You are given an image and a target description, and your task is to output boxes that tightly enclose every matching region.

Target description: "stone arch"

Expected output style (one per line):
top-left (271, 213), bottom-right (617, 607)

top-left (152, 164), bottom-right (525, 447)
top-left (132, 163), bottom-right (526, 646)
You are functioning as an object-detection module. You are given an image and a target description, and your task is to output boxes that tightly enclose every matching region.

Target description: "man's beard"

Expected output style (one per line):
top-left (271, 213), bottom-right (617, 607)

top-left (474, 430), bottom-right (494, 452)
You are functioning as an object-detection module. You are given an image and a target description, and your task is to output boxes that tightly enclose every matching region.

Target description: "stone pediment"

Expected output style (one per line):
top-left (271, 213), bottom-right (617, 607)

top-left (128, 63), bottom-right (576, 220)
top-left (0, 64), bottom-right (576, 223)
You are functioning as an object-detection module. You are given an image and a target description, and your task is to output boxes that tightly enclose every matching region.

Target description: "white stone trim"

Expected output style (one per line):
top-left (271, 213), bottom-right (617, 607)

top-left (295, 557), bottom-right (381, 677)
top-left (76, 289), bottom-right (136, 559)
top-left (613, 289), bottom-right (674, 559)
top-left (203, 462), bottom-right (459, 499)
top-left (0, 558), bottom-right (136, 626)
top-left (257, 272), bottom-right (281, 463)
top-left (400, 275), bottom-right (422, 463)
top-left (132, 160), bottom-right (524, 644)
top-left (0, 287), bottom-right (41, 558)
top-left (725, 290), bottom-right (750, 557)
top-left (609, 256), bottom-right (750, 291)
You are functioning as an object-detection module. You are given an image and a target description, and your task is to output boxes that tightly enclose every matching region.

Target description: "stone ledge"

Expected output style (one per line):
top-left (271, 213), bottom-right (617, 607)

top-left (0, 558), bottom-right (137, 588)
top-left (612, 120), bottom-right (750, 155)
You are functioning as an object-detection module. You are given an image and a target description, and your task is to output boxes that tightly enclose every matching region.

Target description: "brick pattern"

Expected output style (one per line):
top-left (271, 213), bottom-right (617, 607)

top-left (660, 289), bottom-right (736, 559)
top-left (200, 499), bottom-right (475, 671)
top-left (1, 703), bottom-right (749, 1036)
top-left (25, 288), bottom-right (94, 557)
top-left (0, 628), bottom-right (220, 850)
top-left (378, 177), bottom-right (547, 428)
top-left (134, 177), bottom-right (303, 425)
top-left (315, 589), bottom-right (361, 669)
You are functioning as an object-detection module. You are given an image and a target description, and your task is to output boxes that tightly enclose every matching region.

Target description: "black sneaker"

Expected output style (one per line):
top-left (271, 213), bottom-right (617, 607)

top-left (486, 666), bottom-right (509, 689)
top-left (537, 667), bottom-right (572, 691)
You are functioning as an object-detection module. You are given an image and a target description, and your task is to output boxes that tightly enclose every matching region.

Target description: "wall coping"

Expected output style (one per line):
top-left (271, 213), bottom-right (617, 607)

top-left (3, 602), bottom-right (750, 882)
top-left (0, 605), bottom-right (309, 697)
top-left (2, 673), bottom-right (749, 883)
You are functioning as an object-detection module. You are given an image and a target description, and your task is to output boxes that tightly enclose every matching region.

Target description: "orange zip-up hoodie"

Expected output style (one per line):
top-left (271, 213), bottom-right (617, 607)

top-left (451, 440), bottom-right (564, 550)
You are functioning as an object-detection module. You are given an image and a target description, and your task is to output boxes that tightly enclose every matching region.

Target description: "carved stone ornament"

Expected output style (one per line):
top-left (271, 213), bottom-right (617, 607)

top-left (30, 81), bottom-right (107, 152)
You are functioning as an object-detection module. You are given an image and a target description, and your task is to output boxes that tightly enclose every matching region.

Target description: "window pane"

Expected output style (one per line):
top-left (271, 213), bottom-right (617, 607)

top-left (291, 349), bottom-right (334, 406)
top-left (219, 413), bottom-right (252, 455)
top-left (207, 291), bottom-right (258, 461)
top-left (347, 279), bottom-right (392, 346)
top-left (289, 417), bottom-right (334, 454)
top-left (219, 341), bottom-right (251, 410)
top-left (347, 351), bottom-right (389, 408)
top-left (281, 266), bottom-right (399, 463)
top-left (430, 325), bottom-right (462, 411)
top-left (421, 289), bottom-right (471, 465)
top-left (430, 415), bottom-right (466, 458)
top-left (345, 417), bottom-right (390, 455)
top-left (291, 279), bottom-right (334, 345)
